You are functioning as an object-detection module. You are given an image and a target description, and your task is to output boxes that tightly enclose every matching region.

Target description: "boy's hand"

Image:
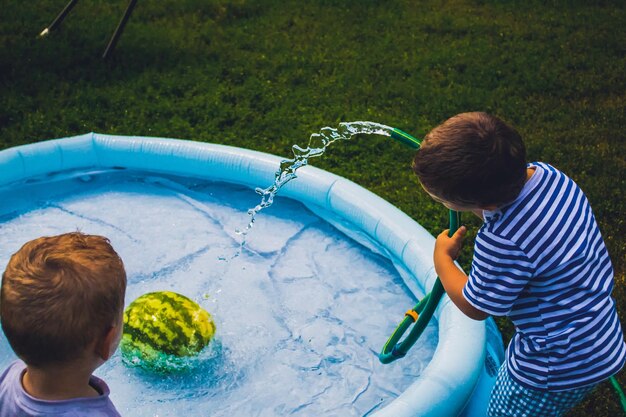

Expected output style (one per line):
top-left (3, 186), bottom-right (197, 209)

top-left (432, 226), bottom-right (487, 321)
top-left (434, 226), bottom-right (467, 262)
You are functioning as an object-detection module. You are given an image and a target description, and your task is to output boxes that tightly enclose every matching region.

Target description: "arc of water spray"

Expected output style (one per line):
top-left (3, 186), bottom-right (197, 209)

top-left (236, 121), bottom-right (397, 236)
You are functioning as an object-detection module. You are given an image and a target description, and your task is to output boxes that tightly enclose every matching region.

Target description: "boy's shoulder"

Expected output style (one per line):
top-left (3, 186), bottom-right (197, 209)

top-left (0, 360), bottom-right (121, 417)
top-left (480, 160), bottom-right (594, 260)
top-left (489, 162), bottom-right (569, 221)
top-left (0, 359), bottom-right (25, 389)
top-left (479, 161), bottom-right (574, 239)
top-left (0, 360), bottom-right (27, 417)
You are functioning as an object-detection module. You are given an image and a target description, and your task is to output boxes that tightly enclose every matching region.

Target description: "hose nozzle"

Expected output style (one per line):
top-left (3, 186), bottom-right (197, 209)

top-left (390, 128), bottom-right (421, 150)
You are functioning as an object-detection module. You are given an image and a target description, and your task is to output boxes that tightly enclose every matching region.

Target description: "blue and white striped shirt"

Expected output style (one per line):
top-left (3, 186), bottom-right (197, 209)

top-left (463, 162), bottom-right (625, 391)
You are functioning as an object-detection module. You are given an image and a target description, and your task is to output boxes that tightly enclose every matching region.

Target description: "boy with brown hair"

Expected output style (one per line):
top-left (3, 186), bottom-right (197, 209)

top-left (0, 232), bottom-right (126, 416)
top-left (412, 112), bottom-right (625, 416)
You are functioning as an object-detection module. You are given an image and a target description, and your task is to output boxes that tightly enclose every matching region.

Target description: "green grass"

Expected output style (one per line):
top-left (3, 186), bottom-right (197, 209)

top-left (1, 0), bottom-right (625, 415)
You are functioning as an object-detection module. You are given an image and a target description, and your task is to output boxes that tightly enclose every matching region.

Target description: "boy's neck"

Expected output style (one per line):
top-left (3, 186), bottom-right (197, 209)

top-left (22, 361), bottom-right (101, 401)
top-left (477, 167), bottom-right (536, 216)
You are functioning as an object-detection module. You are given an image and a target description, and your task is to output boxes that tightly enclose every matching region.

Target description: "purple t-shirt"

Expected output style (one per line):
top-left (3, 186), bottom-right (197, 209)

top-left (0, 360), bottom-right (121, 417)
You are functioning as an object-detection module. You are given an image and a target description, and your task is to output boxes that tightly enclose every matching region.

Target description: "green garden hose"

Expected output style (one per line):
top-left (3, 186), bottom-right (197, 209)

top-left (379, 210), bottom-right (460, 364)
top-left (389, 127), bottom-right (422, 149)
top-left (379, 129), bottom-right (460, 364)
top-left (610, 376), bottom-right (626, 415)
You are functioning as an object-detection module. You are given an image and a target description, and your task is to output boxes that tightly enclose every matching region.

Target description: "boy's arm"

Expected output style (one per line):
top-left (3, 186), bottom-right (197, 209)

top-left (433, 227), bottom-right (489, 321)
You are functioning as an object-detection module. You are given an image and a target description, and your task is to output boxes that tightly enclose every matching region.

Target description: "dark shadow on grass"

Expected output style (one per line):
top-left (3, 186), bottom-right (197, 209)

top-left (2, 36), bottom-right (210, 89)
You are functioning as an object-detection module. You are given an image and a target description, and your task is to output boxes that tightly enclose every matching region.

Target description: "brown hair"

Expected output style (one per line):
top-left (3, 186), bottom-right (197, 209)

top-left (1, 232), bottom-right (126, 367)
top-left (412, 112), bottom-right (527, 207)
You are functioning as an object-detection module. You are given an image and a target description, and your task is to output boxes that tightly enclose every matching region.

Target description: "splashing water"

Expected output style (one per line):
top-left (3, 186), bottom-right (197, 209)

top-left (237, 122), bottom-right (394, 237)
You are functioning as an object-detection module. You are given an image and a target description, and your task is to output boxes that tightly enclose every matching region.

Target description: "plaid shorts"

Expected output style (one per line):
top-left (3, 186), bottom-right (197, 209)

top-left (487, 361), bottom-right (596, 417)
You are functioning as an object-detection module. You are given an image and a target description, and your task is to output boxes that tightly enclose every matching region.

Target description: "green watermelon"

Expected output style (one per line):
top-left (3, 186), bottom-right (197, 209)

top-left (121, 291), bottom-right (216, 372)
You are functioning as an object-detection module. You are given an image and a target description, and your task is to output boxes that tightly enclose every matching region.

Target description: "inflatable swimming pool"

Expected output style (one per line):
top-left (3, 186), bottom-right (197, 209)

top-left (0, 133), bottom-right (504, 416)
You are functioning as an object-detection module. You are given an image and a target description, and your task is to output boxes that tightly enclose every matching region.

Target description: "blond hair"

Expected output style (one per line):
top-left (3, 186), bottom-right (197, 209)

top-left (1, 232), bottom-right (126, 367)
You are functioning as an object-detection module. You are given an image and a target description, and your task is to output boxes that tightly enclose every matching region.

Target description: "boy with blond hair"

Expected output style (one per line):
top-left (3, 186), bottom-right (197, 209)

top-left (0, 232), bottom-right (126, 416)
top-left (412, 112), bottom-right (625, 416)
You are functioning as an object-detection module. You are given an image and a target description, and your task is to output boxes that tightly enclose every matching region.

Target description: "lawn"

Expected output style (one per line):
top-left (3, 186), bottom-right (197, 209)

top-left (1, 0), bottom-right (625, 415)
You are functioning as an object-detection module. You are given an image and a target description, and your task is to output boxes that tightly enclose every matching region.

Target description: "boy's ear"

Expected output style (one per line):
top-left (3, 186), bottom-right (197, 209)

top-left (94, 326), bottom-right (119, 360)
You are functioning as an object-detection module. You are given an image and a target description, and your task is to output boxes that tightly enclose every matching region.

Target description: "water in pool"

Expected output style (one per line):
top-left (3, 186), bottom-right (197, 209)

top-left (0, 169), bottom-right (437, 417)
